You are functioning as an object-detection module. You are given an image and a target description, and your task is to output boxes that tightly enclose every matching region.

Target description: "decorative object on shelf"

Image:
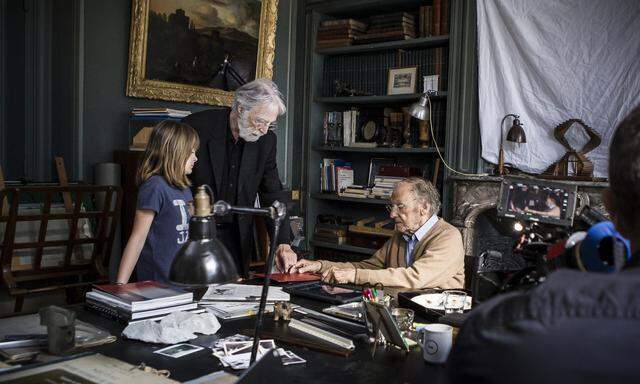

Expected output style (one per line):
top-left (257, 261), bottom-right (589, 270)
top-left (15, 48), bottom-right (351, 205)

top-left (496, 114), bottom-right (527, 176)
top-left (387, 67), bottom-right (418, 95)
top-left (362, 120), bottom-right (380, 142)
top-left (387, 112), bottom-right (404, 148)
top-left (423, 75), bottom-right (440, 93)
top-left (126, 0), bottom-right (278, 106)
top-left (334, 80), bottom-right (372, 97)
top-left (418, 120), bottom-right (431, 148)
top-left (543, 119), bottom-right (601, 179)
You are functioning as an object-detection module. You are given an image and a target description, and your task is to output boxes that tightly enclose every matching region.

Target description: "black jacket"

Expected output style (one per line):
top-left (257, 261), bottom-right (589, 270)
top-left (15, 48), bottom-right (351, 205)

top-left (449, 268), bottom-right (640, 384)
top-left (184, 108), bottom-right (291, 277)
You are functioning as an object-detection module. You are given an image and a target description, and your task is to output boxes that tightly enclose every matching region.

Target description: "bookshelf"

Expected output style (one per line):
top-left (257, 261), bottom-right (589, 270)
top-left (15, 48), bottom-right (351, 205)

top-left (303, 0), bottom-right (461, 261)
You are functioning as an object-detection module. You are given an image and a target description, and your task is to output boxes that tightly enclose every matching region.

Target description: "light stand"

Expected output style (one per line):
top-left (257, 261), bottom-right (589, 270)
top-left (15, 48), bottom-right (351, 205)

top-left (212, 200), bottom-right (286, 364)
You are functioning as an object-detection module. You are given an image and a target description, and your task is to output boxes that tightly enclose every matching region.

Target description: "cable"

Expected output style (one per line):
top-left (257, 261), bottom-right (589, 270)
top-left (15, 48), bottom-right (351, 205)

top-left (426, 95), bottom-right (489, 177)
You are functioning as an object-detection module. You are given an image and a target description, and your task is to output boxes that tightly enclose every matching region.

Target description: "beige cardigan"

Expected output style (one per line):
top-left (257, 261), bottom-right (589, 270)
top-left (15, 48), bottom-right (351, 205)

top-left (318, 218), bottom-right (465, 289)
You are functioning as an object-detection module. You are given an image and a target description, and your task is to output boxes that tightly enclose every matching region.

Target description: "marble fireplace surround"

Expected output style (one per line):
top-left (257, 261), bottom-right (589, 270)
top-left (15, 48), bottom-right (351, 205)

top-left (450, 175), bottom-right (609, 260)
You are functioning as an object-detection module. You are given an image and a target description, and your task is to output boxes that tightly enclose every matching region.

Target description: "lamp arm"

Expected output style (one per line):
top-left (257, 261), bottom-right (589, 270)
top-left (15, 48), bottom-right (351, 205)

top-left (249, 201), bottom-right (285, 364)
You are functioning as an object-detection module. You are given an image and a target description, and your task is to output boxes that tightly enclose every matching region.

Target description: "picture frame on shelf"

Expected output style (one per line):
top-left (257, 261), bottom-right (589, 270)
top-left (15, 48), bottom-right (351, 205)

top-left (423, 75), bottom-right (440, 93)
top-left (368, 158), bottom-right (396, 187)
top-left (126, 0), bottom-right (279, 106)
top-left (387, 67), bottom-right (418, 95)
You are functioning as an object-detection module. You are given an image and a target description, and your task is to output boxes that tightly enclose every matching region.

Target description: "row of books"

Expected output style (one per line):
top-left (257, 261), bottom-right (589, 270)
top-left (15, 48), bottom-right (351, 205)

top-left (320, 158), bottom-right (353, 193)
top-left (418, 0), bottom-right (450, 38)
top-left (322, 111), bottom-right (378, 148)
top-left (130, 108), bottom-right (191, 120)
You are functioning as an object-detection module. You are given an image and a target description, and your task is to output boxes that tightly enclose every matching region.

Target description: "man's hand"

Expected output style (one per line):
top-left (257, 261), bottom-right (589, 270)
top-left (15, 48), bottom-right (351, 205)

top-left (275, 244), bottom-right (297, 273)
top-left (322, 267), bottom-right (356, 285)
top-left (290, 259), bottom-right (322, 274)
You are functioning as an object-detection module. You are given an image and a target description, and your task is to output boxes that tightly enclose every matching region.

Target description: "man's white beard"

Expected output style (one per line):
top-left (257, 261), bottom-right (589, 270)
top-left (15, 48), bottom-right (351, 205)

top-left (238, 113), bottom-right (261, 142)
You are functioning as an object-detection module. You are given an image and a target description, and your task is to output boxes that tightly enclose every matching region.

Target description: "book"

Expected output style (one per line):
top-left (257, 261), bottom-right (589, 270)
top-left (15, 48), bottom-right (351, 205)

top-left (200, 301), bottom-right (276, 320)
top-left (84, 298), bottom-right (198, 323)
top-left (200, 284), bottom-right (290, 303)
top-left (90, 281), bottom-right (193, 312)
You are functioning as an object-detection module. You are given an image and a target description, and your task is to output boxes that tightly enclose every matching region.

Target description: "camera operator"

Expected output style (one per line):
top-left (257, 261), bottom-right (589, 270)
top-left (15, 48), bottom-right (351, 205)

top-left (449, 105), bottom-right (640, 384)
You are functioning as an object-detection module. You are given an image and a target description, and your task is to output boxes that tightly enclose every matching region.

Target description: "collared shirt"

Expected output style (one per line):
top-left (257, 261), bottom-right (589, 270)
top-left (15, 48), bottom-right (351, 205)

top-left (403, 214), bottom-right (439, 266)
top-left (218, 127), bottom-right (244, 224)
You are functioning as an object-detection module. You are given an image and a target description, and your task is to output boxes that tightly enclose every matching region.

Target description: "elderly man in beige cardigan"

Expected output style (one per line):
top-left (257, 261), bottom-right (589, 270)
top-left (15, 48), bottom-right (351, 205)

top-left (277, 177), bottom-right (465, 290)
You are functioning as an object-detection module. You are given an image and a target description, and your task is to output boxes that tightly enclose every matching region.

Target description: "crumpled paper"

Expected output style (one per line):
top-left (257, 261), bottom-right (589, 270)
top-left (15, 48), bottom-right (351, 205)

top-left (122, 311), bottom-right (221, 344)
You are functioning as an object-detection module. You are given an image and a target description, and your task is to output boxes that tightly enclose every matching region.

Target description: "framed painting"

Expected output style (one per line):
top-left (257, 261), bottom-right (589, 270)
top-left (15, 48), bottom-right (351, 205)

top-left (126, 0), bottom-right (279, 106)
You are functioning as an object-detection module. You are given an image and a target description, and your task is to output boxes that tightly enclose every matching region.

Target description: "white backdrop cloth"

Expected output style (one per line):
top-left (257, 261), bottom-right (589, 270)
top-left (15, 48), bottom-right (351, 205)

top-left (477, 0), bottom-right (640, 177)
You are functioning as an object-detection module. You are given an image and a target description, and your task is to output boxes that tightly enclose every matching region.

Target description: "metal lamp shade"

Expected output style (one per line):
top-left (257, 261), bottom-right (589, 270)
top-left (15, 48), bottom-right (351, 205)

top-left (506, 119), bottom-right (527, 143)
top-left (169, 216), bottom-right (239, 287)
top-left (408, 94), bottom-right (431, 121)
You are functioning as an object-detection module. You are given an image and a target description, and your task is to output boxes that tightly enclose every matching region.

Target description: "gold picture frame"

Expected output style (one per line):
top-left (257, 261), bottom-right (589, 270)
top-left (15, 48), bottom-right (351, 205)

top-left (126, 0), bottom-right (279, 106)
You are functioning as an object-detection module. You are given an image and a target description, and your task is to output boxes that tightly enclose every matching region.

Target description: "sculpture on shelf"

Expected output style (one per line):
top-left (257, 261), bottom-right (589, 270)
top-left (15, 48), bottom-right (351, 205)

top-left (333, 80), bottom-right (372, 97)
top-left (544, 119), bottom-right (601, 179)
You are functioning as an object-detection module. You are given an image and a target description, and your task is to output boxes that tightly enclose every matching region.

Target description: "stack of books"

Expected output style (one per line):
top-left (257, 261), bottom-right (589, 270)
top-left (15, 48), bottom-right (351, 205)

top-left (316, 19), bottom-right (367, 49)
top-left (371, 175), bottom-right (404, 198)
top-left (339, 185), bottom-right (370, 198)
top-left (354, 12), bottom-right (415, 45)
top-left (85, 281), bottom-right (201, 324)
top-left (131, 108), bottom-right (191, 120)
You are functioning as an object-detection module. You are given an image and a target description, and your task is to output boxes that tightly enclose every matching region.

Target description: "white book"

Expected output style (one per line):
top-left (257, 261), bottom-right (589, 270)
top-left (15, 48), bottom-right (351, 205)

top-left (200, 284), bottom-right (290, 302)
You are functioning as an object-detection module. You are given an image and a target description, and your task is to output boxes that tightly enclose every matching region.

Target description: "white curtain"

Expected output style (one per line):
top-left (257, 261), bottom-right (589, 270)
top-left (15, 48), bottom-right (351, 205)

top-left (477, 0), bottom-right (640, 177)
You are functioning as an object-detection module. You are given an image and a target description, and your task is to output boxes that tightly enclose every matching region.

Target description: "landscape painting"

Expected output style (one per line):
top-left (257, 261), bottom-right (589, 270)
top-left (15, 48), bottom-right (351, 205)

top-left (126, 0), bottom-right (278, 106)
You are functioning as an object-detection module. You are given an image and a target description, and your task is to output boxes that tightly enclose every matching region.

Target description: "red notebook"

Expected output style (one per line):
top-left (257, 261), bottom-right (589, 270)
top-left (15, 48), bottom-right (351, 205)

top-left (254, 273), bottom-right (321, 283)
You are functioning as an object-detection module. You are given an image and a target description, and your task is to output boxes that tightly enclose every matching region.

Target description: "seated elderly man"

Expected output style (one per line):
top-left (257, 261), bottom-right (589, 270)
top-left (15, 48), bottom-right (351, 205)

top-left (278, 177), bottom-right (465, 289)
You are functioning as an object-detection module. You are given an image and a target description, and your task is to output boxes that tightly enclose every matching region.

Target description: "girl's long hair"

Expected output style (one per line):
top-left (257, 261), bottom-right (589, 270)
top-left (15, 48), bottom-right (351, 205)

top-left (136, 120), bottom-right (199, 189)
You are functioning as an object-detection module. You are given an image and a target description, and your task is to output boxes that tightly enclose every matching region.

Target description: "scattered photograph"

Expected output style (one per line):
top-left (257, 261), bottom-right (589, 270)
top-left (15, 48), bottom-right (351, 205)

top-left (154, 343), bottom-right (204, 358)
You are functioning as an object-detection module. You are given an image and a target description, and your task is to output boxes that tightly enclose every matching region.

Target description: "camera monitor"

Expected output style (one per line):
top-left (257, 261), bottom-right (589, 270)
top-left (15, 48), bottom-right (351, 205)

top-left (497, 177), bottom-right (577, 226)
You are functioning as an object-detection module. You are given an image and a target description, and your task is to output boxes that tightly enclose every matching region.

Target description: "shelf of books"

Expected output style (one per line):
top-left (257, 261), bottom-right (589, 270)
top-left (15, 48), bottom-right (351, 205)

top-left (311, 192), bottom-right (389, 205)
top-left (305, 0), bottom-right (452, 262)
top-left (314, 145), bottom-right (443, 154)
top-left (314, 92), bottom-right (447, 104)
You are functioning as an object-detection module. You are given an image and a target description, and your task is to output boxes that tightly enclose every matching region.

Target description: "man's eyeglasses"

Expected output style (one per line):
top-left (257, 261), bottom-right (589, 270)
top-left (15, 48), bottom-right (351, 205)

top-left (385, 199), bottom-right (416, 213)
top-left (253, 117), bottom-right (277, 131)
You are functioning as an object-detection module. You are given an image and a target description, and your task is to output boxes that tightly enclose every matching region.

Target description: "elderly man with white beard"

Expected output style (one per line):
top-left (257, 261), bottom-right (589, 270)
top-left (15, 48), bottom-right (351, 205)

top-left (185, 79), bottom-right (296, 278)
top-left (278, 177), bottom-right (465, 289)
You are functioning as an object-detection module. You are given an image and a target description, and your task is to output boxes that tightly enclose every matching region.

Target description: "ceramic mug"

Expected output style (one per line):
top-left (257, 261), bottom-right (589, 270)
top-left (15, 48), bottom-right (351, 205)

top-left (418, 323), bottom-right (453, 364)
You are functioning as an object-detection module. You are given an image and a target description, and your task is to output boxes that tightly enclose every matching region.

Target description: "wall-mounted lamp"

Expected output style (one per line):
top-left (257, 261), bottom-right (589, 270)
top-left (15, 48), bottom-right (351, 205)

top-left (497, 114), bottom-right (527, 175)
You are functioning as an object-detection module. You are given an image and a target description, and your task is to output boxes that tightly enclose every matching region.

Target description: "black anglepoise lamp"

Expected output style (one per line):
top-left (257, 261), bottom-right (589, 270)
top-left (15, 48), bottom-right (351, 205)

top-left (169, 185), bottom-right (286, 365)
top-left (497, 114), bottom-right (527, 175)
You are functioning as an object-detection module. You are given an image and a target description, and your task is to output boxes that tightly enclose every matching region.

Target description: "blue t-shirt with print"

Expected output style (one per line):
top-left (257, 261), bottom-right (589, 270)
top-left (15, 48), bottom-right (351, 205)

top-left (136, 175), bottom-right (192, 283)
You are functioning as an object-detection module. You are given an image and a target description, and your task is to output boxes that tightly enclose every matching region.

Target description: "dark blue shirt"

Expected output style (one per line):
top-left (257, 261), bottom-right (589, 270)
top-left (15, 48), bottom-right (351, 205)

top-left (136, 175), bottom-right (192, 283)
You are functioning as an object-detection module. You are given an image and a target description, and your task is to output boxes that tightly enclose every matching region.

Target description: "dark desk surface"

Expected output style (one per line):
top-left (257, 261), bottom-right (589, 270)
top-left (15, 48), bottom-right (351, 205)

top-left (75, 293), bottom-right (448, 384)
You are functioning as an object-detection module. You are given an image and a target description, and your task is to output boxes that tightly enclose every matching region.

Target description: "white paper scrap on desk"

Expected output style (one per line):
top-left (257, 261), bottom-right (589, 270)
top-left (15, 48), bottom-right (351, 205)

top-left (201, 284), bottom-right (290, 302)
top-left (122, 311), bottom-right (221, 344)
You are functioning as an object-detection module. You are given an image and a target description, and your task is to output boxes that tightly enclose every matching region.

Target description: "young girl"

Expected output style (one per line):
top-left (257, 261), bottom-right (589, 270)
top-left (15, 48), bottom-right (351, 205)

top-left (116, 120), bottom-right (199, 284)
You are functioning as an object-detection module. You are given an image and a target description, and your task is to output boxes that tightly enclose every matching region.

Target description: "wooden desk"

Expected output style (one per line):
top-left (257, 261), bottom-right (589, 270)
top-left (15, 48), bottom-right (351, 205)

top-left (75, 295), bottom-right (448, 383)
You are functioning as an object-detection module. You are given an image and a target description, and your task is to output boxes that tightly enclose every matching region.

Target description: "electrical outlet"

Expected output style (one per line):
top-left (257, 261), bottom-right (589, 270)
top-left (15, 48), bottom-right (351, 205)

top-left (291, 190), bottom-right (300, 200)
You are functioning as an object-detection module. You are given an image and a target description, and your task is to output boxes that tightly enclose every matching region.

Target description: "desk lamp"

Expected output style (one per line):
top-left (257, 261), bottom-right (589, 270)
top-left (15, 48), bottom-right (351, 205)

top-left (169, 186), bottom-right (286, 364)
top-left (497, 114), bottom-right (527, 175)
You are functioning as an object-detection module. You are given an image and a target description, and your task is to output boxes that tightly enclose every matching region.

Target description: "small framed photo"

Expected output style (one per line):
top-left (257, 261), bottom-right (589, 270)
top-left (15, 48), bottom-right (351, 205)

top-left (387, 67), bottom-right (418, 95)
top-left (154, 343), bottom-right (203, 358)
top-left (423, 75), bottom-right (440, 93)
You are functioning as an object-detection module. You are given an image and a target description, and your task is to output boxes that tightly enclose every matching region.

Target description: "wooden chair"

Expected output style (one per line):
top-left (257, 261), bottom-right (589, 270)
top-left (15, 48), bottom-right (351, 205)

top-left (0, 185), bottom-right (122, 312)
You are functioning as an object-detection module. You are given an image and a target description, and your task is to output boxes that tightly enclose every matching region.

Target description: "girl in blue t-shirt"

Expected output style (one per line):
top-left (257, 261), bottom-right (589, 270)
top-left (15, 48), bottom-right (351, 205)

top-left (116, 120), bottom-right (199, 284)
